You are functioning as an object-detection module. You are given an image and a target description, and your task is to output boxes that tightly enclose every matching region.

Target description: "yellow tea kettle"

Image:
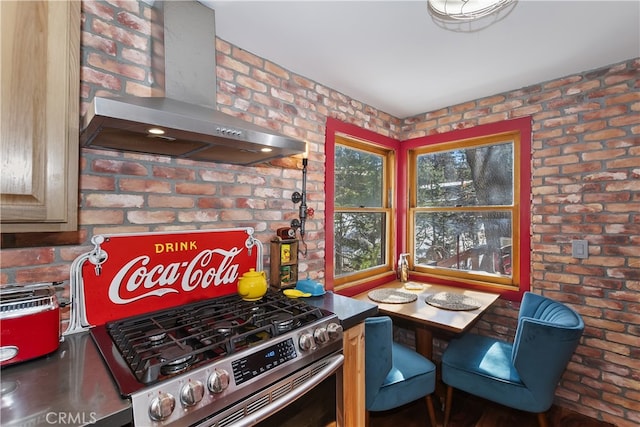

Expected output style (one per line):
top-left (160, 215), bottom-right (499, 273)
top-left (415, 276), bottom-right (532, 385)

top-left (237, 268), bottom-right (268, 301)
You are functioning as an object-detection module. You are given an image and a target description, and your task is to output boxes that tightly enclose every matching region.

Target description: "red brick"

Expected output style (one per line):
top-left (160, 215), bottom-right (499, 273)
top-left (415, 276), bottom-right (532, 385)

top-left (589, 83), bottom-right (634, 99)
top-left (116, 11), bottom-right (150, 34)
top-left (82, 32), bottom-right (117, 56)
top-left (236, 75), bottom-right (268, 93)
top-left (175, 182), bottom-right (217, 195)
top-left (610, 113), bottom-right (640, 127)
top-left (121, 47), bottom-right (150, 67)
top-left (82, 0), bottom-right (116, 21)
top-left (119, 179), bottom-right (171, 193)
top-left (85, 193), bottom-right (144, 208)
top-left (80, 174), bottom-right (116, 191)
top-left (606, 93), bottom-right (640, 106)
top-left (176, 211), bottom-right (220, 223)
top-left (197, 197), bottom-right (234, 209)
top-left (566, 121), bottom-right (607, 135)
top-left (125, 80), bottom-right (154, 96)
top-left (0, 248), bottom-right (55, 268)
top-left (607, 157), bottom-right (640, 169)
top-left (219, 210), bottom-right (253, 221)
top-left (127, 210), bottom-right (175, 224)
top-left (220, 185), bottom-right (251, 196)
top-left (92, 18), bottom-right (148, 50)
top-left (15, 265), bottom-right (71, 284)
top-left (584, 128), bottom-right (628, 141)
top-left (562, 161), bottom-right (603, 174)
top-left (92, 159), bottom-right (148, 175)
top-left (79, 209), bottom-right (124, 225)
top-left (149, 195), bottom-right (194, 209)
top-left (81, 66), bottom-right (122, 90)
top-left (582, 148), bottom-right (627, 161)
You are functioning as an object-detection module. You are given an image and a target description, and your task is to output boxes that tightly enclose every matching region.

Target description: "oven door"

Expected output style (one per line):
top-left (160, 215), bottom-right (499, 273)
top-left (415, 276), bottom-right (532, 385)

top-left (196, 353), bottom-right (344, 427)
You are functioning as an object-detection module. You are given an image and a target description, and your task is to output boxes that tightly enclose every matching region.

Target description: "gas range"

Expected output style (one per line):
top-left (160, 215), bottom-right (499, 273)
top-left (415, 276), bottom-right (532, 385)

top-left (65, 228), bottom-right (343, 426)
top-left (91, 292), bottom-right (342, 426)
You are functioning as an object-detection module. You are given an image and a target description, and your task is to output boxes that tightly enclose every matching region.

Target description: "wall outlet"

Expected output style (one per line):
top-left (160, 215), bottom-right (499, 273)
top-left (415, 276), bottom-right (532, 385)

top-left (571, 240), bottom-right (589, 259)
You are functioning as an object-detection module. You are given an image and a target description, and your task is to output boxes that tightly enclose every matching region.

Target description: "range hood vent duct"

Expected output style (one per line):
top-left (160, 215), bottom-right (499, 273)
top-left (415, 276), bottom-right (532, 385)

top-left (80, 1), bottom-right (305, 165)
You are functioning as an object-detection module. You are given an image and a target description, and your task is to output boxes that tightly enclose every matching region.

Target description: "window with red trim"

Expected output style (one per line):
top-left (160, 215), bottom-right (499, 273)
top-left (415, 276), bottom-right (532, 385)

top-left (402, 118), bottom-right (531, 299)
top-left (326, 117), bottom-right (531, 300)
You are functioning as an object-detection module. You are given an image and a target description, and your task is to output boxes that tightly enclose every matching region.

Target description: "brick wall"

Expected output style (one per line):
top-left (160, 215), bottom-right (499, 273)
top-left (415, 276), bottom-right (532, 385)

top-left (399, 58), bottom-right (639, 427)
top-left (0, 1), bottom-right (637, 425)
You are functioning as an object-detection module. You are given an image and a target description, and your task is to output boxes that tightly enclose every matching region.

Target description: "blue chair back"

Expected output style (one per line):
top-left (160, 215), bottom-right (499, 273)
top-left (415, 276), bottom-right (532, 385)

top-left (364, 316), bottom-right (393, 409)
top-left (511, 292), bottom-right (584, 409)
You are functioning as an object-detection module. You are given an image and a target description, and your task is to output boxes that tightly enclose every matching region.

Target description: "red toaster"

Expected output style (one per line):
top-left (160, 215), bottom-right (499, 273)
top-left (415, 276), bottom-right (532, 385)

top-left (0, 283), bottom-right (61, 366)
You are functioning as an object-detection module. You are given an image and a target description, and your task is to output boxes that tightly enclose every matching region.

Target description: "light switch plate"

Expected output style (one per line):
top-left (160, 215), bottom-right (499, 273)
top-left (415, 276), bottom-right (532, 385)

top-left (571, 240), bottom-right (588, 259)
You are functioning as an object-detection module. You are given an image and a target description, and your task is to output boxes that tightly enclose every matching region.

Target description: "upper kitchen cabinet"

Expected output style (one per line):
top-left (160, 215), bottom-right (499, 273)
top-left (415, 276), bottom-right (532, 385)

top-left (1, 0), bottom-right (80, 232)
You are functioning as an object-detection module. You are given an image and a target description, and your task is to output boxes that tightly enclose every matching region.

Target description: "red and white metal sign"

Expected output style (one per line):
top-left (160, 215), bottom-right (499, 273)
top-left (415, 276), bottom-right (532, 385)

top-left (80, 228), bottom-right (260, 326)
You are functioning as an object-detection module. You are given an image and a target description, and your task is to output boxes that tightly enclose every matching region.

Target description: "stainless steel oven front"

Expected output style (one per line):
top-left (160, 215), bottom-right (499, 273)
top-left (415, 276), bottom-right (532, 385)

top-left (199, 351), bottom-right (344, 427)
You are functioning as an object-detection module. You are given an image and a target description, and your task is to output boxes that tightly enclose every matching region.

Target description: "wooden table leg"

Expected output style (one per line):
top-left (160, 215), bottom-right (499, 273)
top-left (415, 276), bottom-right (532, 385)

top-left (414, 326), bottom-right (446, 409)
top-left (415, 326), bottom-right (433, 359)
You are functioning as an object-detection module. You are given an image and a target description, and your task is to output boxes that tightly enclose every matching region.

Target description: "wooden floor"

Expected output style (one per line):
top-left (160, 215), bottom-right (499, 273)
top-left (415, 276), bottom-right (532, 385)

top-left (369, 389), bottom-right (614, 427)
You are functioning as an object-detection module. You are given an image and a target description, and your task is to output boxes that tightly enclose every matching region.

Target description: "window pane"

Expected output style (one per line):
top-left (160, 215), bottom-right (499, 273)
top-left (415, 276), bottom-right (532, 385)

top-left (334, 212), bottom-right (386, 276)
top-left (335, 145), bottom-right (383, 207)
top-left (417, 142), bottom-right (513, 207)
top-left (413, 211), bottom-right (512, 276)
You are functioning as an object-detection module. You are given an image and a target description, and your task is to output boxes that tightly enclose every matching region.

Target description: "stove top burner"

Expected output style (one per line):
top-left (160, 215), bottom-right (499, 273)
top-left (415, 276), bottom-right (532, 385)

top-left (146, 329), bottom-right (167, 345)
top-left (270, 312), bottom-right (299, 333)
top-left (160, 345), bottom-right (197, 375)
top-left (94, 291), bottom-right (331, 393)
top-left (214, 320), bottom-right (241, 336)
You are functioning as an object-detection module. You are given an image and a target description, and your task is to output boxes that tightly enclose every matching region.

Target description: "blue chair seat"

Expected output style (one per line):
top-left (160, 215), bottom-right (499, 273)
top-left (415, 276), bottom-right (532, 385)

top-left (368, 341), bottom-right (436, 411)
top-left (443, 334), bottom-right (530, 411)
top-left (441, 292), bottom-right (584, 427)
top-left (365, 316), bottom-right (437, 426)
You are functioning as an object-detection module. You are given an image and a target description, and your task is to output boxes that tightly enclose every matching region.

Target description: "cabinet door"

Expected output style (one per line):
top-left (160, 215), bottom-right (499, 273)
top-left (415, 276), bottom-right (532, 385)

top-left (0, 0), bottom-right (79, 232)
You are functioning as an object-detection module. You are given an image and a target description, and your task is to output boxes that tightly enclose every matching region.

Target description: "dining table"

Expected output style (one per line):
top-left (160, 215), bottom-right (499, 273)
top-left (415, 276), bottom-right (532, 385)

top-left (352, 280), bottom-right (501, 360)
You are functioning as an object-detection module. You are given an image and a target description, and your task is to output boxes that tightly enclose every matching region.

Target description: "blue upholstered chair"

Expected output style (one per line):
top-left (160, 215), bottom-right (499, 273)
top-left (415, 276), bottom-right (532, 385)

top-left (365, 316), bottom-right (437, 427)
top-left (442, 292), bottom-right (584, 427)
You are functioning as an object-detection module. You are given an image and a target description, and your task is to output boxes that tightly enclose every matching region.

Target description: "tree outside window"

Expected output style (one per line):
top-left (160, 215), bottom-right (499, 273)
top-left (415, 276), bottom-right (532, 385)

top-left (408, 125), bottom-right (529, 292)
top-left (413, 142), bottom-right (514, 277)
top-left (333, 137), bottom-right (394, 284)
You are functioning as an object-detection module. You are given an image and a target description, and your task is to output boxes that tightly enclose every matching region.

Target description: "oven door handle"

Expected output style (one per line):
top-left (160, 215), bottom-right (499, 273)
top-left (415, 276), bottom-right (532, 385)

top-left (231, 353), bottom-right (344, 427)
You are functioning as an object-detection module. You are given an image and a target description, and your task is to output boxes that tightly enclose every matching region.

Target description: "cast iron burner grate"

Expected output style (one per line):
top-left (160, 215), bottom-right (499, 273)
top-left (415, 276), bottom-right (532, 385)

top-left (104, 292), bottom-right (326, 385)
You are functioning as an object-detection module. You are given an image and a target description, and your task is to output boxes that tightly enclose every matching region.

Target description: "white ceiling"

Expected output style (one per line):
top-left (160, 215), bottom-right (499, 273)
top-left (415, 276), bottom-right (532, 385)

top-left (204, 1), bottom-right (640, 119)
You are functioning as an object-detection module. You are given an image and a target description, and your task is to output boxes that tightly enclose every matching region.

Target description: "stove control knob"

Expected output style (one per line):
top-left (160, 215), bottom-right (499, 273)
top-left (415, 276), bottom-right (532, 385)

top-left (207, 368), bottom-right (230, 394)
top-left (313, 327), bottom-right (329, 344)
top-left (149, 392), bottom-right (175, 421)
top-left (299, 332), bottom-right (316, 351)
top-left (327, 322), bottom-right (343, 340)
top-left (180, 380), bottom-right (205, 407)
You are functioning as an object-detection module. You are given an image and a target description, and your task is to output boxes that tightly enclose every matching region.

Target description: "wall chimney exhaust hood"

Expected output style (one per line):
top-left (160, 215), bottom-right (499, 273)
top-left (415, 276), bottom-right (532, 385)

top-left (80, 1), bottom-right (305, 166)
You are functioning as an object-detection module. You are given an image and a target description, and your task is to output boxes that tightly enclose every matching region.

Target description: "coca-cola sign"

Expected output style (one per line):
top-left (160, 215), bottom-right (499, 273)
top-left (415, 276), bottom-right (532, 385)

top-left (81, 228), bottom-right (260, 326)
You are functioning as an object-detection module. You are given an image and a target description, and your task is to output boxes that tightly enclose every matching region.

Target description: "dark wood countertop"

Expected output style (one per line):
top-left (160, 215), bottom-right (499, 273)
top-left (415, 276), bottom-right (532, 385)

top-left (305, 291), bottom-right (378, 330)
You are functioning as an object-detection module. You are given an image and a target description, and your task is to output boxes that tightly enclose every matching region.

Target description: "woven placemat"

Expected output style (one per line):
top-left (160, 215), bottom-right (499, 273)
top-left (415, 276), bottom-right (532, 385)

top-left (425, 292), bottom-right (481, 311)
top-left (368, 289), bottom-right (417, 304)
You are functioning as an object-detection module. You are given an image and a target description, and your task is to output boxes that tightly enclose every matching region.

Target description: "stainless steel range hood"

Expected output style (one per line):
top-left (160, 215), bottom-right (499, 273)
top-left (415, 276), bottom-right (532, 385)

top-left (80, 1), bottom-right (305, 165)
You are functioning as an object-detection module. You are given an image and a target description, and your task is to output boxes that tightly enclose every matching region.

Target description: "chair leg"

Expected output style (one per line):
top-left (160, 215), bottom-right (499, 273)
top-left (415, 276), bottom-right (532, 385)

top-left (425, 394), bottom-right (437, 427)
top-left (536, 412), bottom-right (549, 427)
top-left (443, 385), bottom-right (453, 427)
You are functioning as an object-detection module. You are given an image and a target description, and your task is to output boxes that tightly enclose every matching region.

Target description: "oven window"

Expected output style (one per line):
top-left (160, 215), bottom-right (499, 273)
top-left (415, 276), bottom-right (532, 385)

top-left (257, 375), bottom-right (337, 427)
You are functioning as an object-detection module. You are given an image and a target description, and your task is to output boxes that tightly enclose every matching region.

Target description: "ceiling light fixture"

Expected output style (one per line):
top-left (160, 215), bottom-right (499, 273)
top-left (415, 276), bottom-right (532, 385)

top-left (427, 0), bottom-right (517, 32)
